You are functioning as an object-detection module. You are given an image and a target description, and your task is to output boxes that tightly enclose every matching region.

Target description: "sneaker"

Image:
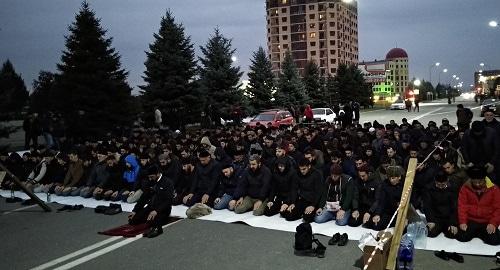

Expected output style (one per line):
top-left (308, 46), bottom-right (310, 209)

top-left (338, 233), bottom-right (348, 246)
top-left (328, 233), bottom-right (340, 245)
top-left (434, 250), bottom-right (449, 261)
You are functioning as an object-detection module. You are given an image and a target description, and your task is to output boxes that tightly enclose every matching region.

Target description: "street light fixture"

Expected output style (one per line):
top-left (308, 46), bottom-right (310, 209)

top-left (438, 68), bottom-right (447, 84)
top-left (489, 20), bottom-right (498, 28)
top-left (414, 79), bottom-right (421, 87)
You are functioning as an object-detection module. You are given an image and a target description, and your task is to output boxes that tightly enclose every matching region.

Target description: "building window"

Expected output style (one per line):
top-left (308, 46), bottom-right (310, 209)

top-left (282, 26), bottom-right (288, 31)
top-left (330, 49), bottom-right (335, 55)
top-left (283, 35), bottom-right (288, 40)
top-left (282, 8), bottom-right (287, 13)
top-left (311, 51), bottom-right (317, 56)
top-left (310, 41), bottom-right (316, 46)
top-left (309, 32), bottom-right (316, 38)
top-left (330, 40), bottom-right (335, 45)
top-left (331, 68), bottom-right (337, 73)
top-left (309, 23), bottom-right (315, 29)
top-left (330, 31), bottom-right (335, 36)
top-left (309, 5), bottom-right (315, 10)
top-left (282, 17), bottom-right (287, 22)
top-left (330, 13), bottom-right (335, 18)
top-left (309, 14), bottom-right (315, 19)
top-left (282, 0), bottom-right (288, 4)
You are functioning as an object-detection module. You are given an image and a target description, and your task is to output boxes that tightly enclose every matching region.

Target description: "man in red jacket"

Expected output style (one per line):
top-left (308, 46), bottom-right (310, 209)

top-left (456, 166), bottom-right (500, 245)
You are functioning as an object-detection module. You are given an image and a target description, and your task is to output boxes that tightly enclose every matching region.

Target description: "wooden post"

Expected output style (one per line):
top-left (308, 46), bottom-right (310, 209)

top-left (0, 161), bottom-right (52, 212)
top-left (385, 158), bottom-right (417, 270)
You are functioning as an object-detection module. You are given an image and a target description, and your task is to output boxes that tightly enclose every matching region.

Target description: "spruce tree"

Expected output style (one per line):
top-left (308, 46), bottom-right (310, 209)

top-left (198, 28), bottom-right (243, 122)
top-left (0, 60), bottom-right (29, 114)
top-left (53, 2), bottom-right (133, 140)
top-left (302, 61), bottom-right (322, 107)
top-left (334, 64), bottom-right (370, 105)
top-left (0, 60), bottom-right (27, 150)
top-left (275, 52), bottom-right (307, 109)
top-left (246, 47), bottom-right (274, 113)
top-left (140, 10), bottom-right (198, 129)
top-left (30, 71), bottom-right (55, 114)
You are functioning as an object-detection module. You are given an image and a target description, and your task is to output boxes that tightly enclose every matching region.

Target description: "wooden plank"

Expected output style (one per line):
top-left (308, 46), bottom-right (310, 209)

top-left (0, 161), bottom-right (52, 212)
top-left (385, 158), bottom-right (417, 270)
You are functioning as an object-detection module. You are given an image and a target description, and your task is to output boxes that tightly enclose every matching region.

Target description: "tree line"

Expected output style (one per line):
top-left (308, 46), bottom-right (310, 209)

top-left (0, 2), bottom-right (372, 145)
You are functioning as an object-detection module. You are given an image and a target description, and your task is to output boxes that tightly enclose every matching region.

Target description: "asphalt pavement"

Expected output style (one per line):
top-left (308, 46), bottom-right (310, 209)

top-left (1, 198), bottom-right (498, 270)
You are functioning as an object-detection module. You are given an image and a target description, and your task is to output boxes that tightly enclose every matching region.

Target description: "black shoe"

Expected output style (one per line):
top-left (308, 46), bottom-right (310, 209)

top-left (434, 250), bottom-right (449, 261)
top-left (338, 233), bottom-right (348, 246)
top-left (143, 227), bottom-right (163, 238)
top-left (328, 233), bottom-right (340, 245)
top-left (104, 205), bottom-right (122, 215)
top-left (57, 205), bottom-right (73, 212)
top-left (72, 204), bottom-right (84, 210)
top-left (447, 252), bottom-right (464, 263)
top-left (496, 252), bottom-right (500, 264)
top-left (94, 205), bottom-right (107, 213)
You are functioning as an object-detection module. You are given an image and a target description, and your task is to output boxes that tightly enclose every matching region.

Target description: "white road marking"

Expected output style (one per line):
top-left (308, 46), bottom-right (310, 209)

top-left (409, 108), bottom-right (443, 122)
top-left (3, 204), bottom-right (38, 215)
top-left (29, 237), bottom-right (122, 270)
top-left (46, 219), bottom-right (183, 270)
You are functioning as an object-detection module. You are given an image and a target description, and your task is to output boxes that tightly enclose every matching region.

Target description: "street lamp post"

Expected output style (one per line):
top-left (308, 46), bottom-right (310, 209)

top-left (428, 62), bottom-right (440, 86)
top-left (438, 68), bottom-right (448, 85)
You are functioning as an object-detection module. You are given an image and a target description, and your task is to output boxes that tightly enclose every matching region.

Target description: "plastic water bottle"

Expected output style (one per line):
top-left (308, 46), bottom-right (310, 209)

top-left (397, 233), bottom-right (414, 270)
top-left (46, 192), bottom-right (51, 203)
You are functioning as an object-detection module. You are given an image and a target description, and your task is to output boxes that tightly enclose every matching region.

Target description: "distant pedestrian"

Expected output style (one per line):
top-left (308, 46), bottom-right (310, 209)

top-left (303, 104), bottom-right (313, 123)
top-left (413, 97), bottom-right (420, 112)
top-left (352, 101), bottom-right (360, 122)
top-left (405, 99), bottom-right (412, 112)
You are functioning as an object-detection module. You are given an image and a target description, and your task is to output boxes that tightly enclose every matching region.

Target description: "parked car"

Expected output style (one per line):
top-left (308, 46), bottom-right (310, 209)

top-left (303, 108), bottom-right (336, 123)
top-left (390, 99), bottom-right (406, 110)
top-left (480, 98), bottom-right (500, 116)
top-left (247, 109), bottom-right (295, 128)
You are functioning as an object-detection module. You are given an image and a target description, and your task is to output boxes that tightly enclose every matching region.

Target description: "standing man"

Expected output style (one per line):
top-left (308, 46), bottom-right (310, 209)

top-left (129, 165), bottom-right (174, 238)
top-left (456, 104), bottom-right (473, 130)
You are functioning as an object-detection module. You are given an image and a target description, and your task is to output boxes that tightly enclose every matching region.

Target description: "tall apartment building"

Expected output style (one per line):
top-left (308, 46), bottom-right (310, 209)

top-left (266, 0), bottom-right (359, 76)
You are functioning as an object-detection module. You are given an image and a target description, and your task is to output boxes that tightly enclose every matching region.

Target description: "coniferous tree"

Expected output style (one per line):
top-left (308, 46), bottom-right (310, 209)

top-left (30, 71), bottom-right (55, 114)
top-left (334, 64), bottom-right (370, 105)
top-left (246, 47), bottom-right (274, 113)
top-left (325, 74), bottom-right (337, 107)
top-left (52, 2), bottom-right (133, 140)
top-left (140, 10), bottom-right (198, 129)
top-left (0, 60), bottom-right (28, 150)
top-left (198, 28), bottom-right (243, 122)
top-left (302, 61), bottom-right (323, 107)
top-left (275, 52), bottom-right (308, 110)
top-left (0, 60), bottom-right (29, 114)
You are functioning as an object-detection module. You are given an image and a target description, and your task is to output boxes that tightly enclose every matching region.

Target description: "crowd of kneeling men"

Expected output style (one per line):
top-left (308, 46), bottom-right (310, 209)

top-left (1, 116), bottom-right (499, 243)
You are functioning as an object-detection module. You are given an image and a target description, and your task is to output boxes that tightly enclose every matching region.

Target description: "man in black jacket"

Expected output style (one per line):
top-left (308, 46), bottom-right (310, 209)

top-left (128, 165), bottom-right (174, 238)
top-left (349, 166), bottom-right (381, 228)
top-left (183, 150), bottom-right (220, 207)
top-left (283, 158), bottom-right (323, 222)
top-left (232, 155), bottom-right (271, 216)
top-left (423, 172), bottom-right (459, 238)
top-left (372, 166), bottom-right (405, 231)
top-left (214, 163), bottom-right (244, 210)
top-left (264, 157), bottom-right (296, 217)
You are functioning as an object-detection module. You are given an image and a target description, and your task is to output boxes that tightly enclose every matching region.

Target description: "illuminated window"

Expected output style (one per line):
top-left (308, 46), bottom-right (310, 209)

top-left (309, 23), bottom-right (315, 29)
top-left (309, 32), bottom-right (316, 38)
top-left (282, 0), bottom-right (288, 4)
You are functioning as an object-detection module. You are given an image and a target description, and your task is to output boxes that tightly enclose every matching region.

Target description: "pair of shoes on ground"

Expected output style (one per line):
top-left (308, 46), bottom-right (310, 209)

top-left (95, 203), bottom-right (122, 215)
top-left (434, 250), bottom-right (464, 263)
top-left (143, 227), bottom-right (163, 238)
top-left (328, 233), bottom-right (348, 246)
top-left (57, 204), bottom-right (84, 212)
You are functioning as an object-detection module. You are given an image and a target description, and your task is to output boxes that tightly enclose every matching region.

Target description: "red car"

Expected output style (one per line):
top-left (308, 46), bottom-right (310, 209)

top-left (247, 109), bottom-right (295, 128)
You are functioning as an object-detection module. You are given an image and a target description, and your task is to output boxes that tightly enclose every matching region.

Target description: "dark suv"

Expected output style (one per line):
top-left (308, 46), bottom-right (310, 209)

top-left (480, 98), bottom-right (500, 116)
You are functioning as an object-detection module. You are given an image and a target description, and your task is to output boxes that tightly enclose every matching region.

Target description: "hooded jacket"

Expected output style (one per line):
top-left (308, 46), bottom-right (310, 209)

top-left (458, 178), bottom-right (500, 226)
top-left (268, 157), bottom-right (296, 204)
top-left (461, 126), bottom-right (498, 165)
top-left (123, 155), bottom-right (140, 184)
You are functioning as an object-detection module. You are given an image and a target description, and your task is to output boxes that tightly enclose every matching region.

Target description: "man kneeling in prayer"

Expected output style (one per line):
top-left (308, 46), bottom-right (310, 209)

top-left (128, 165), bottom-right (174, 238)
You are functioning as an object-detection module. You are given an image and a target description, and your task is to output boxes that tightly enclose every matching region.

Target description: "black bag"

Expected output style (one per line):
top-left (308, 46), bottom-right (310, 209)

top-left (294, 222), bottom-right (313, 251)
top-left (294, 222), bottom-right (326, 258)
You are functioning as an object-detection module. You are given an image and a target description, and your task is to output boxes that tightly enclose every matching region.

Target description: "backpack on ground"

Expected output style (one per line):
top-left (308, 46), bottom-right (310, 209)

top-left (294, 222), bottom-right (326, 258)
